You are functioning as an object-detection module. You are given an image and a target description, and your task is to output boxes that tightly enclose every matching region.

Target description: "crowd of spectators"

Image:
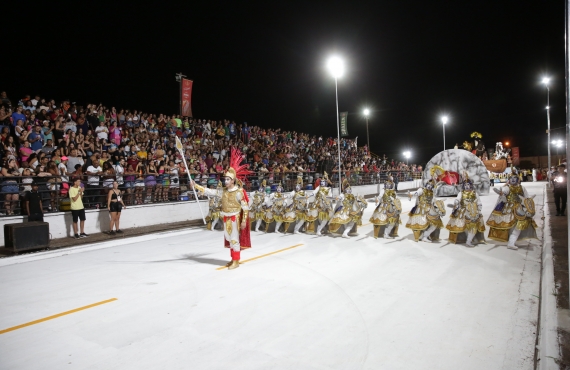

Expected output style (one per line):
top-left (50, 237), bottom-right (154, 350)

top-left (0, 91), bottom-right (421, 215)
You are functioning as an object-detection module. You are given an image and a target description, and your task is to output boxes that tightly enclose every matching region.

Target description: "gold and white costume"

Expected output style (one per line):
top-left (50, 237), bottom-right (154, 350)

top-left (486, 177), bottom-right (537, 250)
top-left (405, 181), bottom-right (446, 242)
top-left (446, 181), bottom-right (485, 247)
top-left (370, 178), bottom-right (401, 239)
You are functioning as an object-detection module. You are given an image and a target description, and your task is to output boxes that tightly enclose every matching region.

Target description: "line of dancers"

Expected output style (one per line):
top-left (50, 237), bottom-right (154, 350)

top-left (204, 169), bottom-right (538, 250)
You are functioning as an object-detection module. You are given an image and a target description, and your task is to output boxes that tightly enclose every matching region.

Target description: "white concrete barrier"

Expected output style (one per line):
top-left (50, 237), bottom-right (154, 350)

top-left (0, 181), bottom-right (421, 247)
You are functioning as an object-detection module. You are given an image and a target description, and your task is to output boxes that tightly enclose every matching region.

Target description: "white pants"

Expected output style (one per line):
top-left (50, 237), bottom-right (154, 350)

top-left (223, 216), bottom-right (241, 252)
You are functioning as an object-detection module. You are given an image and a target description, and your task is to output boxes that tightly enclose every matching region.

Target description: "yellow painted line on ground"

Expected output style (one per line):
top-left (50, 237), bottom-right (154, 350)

top-left (217, 244), bottom-right (304, 270)
top-left (0, 298), bottom-right (118, 335)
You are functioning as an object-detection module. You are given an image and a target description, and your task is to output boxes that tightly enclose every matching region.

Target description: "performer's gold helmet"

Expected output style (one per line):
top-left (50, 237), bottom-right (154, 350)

top-left (224, 167), bottom-right (237, 182)
top-left (508, 168), bottom-right (520, 185)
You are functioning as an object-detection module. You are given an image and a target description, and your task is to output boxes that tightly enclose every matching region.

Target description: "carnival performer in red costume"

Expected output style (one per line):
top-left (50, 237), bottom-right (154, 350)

top-left (191, 148), bottom-right (252, 270)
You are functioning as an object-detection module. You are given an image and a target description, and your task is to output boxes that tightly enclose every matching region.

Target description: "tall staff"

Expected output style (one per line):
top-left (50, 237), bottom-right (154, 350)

top-left (175, 136), bottom-right (206, 224)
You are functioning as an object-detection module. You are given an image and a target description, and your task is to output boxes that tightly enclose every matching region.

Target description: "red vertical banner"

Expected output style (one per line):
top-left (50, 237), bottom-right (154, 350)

top-left (181, 79), bottom-right (193, 117)
top-left (511, 147), bottom-right (520, 166)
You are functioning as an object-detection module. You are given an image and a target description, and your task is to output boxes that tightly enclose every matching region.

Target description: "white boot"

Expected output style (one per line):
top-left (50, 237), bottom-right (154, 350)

top-left (421, 225), bottom-right (437, 242)
top-left (384, 224), bottom-right (395, 239)
top-left (255, 219), bottom-right (262, 232)
top-left (275, 221), bottom-right (283, 234)
top-left (507, 229), bottom-right (520, 250)
top-left (293, 221), bottom-right (303, 234)
top-left (466, 232), bottom-right (476, 247)
top-left (211, 219), bottom-right (219, 231)
top-left (342, 227), bottom-right (350, 239)
top-left (316, 222), bottom-right (325, 236)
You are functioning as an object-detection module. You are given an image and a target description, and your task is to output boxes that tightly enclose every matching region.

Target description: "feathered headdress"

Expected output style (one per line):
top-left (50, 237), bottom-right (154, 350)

top-left (225, 147), bottom-right (253, 186)
top-left (470, 131), bottom-right (483, 139)
top-left (461, 170), bottom-right (474, 189)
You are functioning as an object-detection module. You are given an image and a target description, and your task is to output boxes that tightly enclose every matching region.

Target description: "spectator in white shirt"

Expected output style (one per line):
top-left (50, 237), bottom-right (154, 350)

top-left (86, 161), bottom-right (102, 208)
top-left (59, 156), bottom-right (69, 183)
top-left (95, 121), bottom-right (109, 141)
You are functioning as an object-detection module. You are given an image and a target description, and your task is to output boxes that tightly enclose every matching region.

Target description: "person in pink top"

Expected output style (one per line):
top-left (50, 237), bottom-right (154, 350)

top-left (19, 141), bottom-right (33, 163)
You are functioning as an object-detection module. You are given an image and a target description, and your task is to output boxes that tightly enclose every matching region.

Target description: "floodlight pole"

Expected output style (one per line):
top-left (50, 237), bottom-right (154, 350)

top-left (335, 77), bottom-right (342, 195)
top-left (560, 0), bottom-right (570, 304)
top-left (366, 115), bottom-right (370, 151)
top-left (546, 87), bottom-right (552, 179)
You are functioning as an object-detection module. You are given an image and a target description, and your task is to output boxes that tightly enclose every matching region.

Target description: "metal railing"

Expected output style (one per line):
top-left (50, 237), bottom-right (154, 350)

top-left (0, 170), bottom-right (423, 217)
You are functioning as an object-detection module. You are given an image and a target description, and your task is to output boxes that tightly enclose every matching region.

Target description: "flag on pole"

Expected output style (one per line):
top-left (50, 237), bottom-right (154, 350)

top-left (340, 111), bottom-right (349, 137)
top-left (181, 79), bottom-right (193, 117)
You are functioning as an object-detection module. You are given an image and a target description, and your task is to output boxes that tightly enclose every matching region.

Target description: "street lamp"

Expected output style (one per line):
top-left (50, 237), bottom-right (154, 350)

top-left (403, 151), bottom-right (411, 165)
top-left (327, 56), bottom-right (345, 194)
top-left (542, 77), bottom-right (552, 174)
top-left (441, 116), bottom-right (449, 151)
top-left (363, 108), bottom-right (370, 151)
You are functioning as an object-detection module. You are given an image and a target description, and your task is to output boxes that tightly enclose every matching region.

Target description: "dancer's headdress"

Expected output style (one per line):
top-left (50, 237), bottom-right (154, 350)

top-left (508, 166), bottom-right (520, 184)
top-left (224, 147), bottom-right (253, 187)
top-left (461, 171), bottom-right (474, 190)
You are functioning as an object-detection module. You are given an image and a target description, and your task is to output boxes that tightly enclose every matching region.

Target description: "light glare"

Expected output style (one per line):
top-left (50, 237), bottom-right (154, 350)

top-left (327, 56), bottom-right (345, 78)
top-left (363, 108), bottom-right (370, 116)
top-left (441, 116), bottom-right (449, 124)
top-left (542, 77), bottom-right (551, 85)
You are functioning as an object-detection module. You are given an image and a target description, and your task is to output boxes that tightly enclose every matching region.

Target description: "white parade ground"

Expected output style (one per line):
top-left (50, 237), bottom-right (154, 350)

top-left (0, 183), bottom-right (545, 370)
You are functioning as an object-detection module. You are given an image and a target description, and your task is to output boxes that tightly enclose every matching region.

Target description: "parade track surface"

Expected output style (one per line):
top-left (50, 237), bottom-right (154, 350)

top-left (0, 183), bottom-right (544, 370)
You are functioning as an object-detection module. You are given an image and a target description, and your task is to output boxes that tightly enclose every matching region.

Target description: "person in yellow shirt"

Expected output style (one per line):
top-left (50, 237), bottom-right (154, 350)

top-left (69, 177), bottom-right (89, 239)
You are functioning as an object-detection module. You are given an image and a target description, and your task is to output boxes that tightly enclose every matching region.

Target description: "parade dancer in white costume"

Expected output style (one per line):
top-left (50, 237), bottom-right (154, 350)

top-left (292, 176), bottom-right (309, 234)
top-left (370, 174), bottom-right (401, 239)
top-left (405, 179), bottom-right (446, 242)
top-left (191, 147), bottom-right (253, 270)
top-left (252, 180), bottom-right (269, 232)
top-left (446, 173), bottom-right (486, 247)
top-left (270, 182), bottom-right (290, 233)
top-left (329, 179), bottom-right (367, 238)
top-left (486, 168), bottom-right (538, 250)
top-left (314, 172), bottom-right (335, 236)
top-left (205, 181), bottom-right (222, 231)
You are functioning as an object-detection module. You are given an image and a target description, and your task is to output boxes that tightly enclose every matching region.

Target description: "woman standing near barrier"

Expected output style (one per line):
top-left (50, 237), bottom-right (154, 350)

top-left (107, 181), bottom-right (126, 235)
top-left (169, 160), bottom-right (180, 201)
top-left (135, 161), bottom-right (146, 204)
top-left (123, 164), bottom-right (136, 205)
top-left (2, 159), bottom-right (21, 215)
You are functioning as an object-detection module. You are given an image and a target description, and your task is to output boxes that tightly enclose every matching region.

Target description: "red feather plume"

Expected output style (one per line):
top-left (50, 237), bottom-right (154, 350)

top-left (230, 147), bottom-right (253, 183)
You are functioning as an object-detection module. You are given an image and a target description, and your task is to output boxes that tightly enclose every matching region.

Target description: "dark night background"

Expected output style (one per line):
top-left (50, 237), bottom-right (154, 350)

top-left (3, 1), bottom-right (566, 164)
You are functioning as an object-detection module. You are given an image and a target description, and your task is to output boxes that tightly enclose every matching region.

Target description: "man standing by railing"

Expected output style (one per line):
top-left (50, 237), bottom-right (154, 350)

top-left (69, 178), bottom-right (89, 239)
top-left (25, 182), bottom-right (43, 222)
top-left (86, 160), bottom-right (102, 208)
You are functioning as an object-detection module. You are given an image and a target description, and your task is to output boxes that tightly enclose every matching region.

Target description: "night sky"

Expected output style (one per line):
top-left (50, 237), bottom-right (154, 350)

top-left (4, 1), bottom-right (566, 164)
